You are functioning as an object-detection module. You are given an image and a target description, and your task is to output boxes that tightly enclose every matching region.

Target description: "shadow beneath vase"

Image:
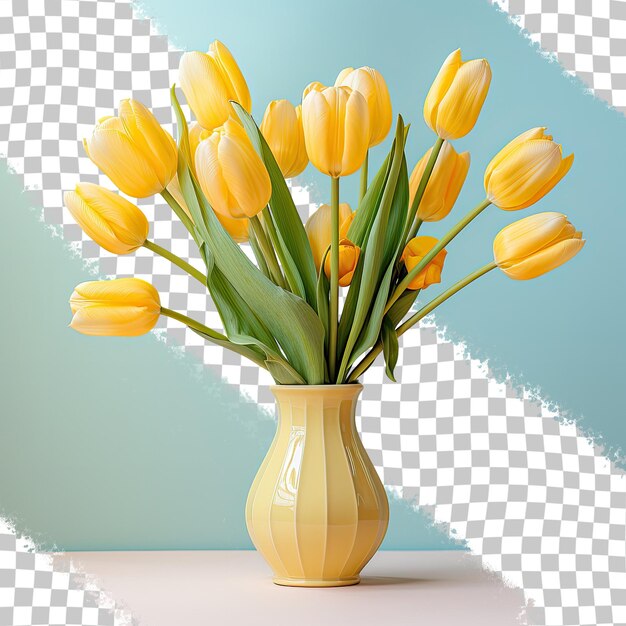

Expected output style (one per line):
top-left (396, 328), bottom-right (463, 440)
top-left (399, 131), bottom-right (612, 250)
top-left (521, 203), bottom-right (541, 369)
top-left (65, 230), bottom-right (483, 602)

top-left (360, 575), bottom-right (443, 587)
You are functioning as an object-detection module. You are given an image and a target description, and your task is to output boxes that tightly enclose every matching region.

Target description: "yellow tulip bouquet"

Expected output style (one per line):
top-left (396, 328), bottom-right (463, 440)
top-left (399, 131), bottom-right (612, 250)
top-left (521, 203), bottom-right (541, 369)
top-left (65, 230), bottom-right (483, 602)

top-left (67, 44), bottom-right (585, 386)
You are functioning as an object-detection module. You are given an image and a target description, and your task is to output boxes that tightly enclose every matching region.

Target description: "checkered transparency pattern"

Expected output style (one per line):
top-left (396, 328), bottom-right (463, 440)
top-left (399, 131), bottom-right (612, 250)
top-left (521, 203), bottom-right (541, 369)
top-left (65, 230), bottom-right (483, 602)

top-left (492, 0), bottom-right (626, 113)
top-left (0, 1), bottom-right (626, 625)
top-left (0, 520), bottom-right (134, 626)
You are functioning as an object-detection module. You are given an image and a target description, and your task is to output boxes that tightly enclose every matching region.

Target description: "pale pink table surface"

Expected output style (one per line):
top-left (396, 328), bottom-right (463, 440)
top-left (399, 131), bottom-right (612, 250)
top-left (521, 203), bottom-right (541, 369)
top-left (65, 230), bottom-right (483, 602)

top-left (61, 550), bottom-right (527, 625)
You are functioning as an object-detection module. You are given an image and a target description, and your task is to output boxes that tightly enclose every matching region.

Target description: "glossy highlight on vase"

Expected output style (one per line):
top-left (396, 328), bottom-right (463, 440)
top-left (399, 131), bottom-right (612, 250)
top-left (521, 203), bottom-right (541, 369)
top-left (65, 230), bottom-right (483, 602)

top-left (245, 384), bottom-right (389, 587)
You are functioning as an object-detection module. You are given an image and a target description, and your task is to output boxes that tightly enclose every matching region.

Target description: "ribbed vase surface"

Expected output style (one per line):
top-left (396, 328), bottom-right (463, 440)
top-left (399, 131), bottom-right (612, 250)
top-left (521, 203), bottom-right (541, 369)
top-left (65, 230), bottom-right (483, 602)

top-left (246, 384), bottom-right (389, 587)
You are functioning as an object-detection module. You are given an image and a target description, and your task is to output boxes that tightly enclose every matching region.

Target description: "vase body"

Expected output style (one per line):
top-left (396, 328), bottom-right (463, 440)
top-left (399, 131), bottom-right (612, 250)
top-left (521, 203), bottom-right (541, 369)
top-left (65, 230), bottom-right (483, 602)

top-left (246, 384), bottom-right (389, 587)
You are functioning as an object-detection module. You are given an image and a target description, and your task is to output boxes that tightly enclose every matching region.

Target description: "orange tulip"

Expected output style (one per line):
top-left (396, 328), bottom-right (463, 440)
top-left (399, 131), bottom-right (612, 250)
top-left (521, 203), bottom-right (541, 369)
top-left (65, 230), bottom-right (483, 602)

top-left (402, 236), bottom-right (447, 290)
top-left (324, 239), bottom-right (360, 287)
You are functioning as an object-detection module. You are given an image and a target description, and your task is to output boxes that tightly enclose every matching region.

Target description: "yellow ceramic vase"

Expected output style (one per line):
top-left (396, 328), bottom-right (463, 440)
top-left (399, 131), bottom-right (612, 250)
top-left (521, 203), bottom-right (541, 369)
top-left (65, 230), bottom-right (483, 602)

top-left (246, 384), bottom-right (389, 587)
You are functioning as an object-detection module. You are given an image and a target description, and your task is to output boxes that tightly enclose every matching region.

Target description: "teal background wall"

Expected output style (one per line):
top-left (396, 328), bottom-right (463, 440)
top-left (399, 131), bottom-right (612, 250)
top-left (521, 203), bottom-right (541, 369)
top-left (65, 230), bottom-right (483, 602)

top-left (0, 0), bottom-right (624, 551)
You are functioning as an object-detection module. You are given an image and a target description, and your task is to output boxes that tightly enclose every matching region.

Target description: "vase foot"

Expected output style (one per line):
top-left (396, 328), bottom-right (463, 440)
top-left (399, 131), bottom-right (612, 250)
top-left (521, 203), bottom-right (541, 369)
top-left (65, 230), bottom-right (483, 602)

top-left (272, 576), bottom-right (360, 588)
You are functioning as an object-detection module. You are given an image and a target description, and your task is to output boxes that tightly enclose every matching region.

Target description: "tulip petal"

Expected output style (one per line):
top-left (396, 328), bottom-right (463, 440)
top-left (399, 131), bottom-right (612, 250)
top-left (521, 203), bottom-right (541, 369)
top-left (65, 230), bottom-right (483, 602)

top-left (436, 58), bottom-right (491, 140)
top-left (70, 304), bottom-right (159, 336)
top-left (260, 100), bottom-right (308, 179)
top-left (341, 89), bottom-right (370, 176)
top-left (423, 49), bottom-right (462, 133)
top-left (440, 150), bottom-right (470, 221)
top-left (71, 277), bottom-right (160, 310)
top-left (209, 40), bottom-right (252, 112)
top-left (493, 212), bottom-right (569, 267)
top-left (305, 203), bottom-right (353, 269)
top-left (337, 67), bottom-right (392, 147)
top-left (484, 127), bottom-right (548, 188)
top-left (179, 51), bottom-right (232, 130)
top-left (119, 99), bottom-right (177, 190)
top-left (86, 127), bottom-right (163, 198)
top-left (513, 152), bottom-right (574, 211)
top-left (487, 140), bottom-right (563, 209)
top-left (195, 134), bottom-right (235, 217)
top-left (302, 90), bottom-right (334, 176)
top-left (503, 238), bottom-right (585, 280)
top-left (216, 212), bottom-right (249, 244)
top-left (66, 184), bottom-right (148, 254)
top-left (218, 123), bottom-right (272, 218)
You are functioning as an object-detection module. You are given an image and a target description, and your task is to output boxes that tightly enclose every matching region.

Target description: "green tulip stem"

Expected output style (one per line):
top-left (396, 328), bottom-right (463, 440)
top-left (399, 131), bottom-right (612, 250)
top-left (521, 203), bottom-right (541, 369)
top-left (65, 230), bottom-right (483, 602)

top-left (249, 215), bottom-right (287, 290)
top-left (401, 136), bottom-right (444, 248)
top-left (329, 175), bottom-right (340, 381)
top-left (359, 150), bottom-right (369, 205)
top-left (348, 261), bottom-right (497, 382)
top-left (161, 307), bottom-right (269, 371)
top-left (160, 307), bottom-right (228, 340)
top-left (143, 240), bottom-right (207, 286)
top-left (248, 226), bottom-right (272, 281)
top-left (385, 197), bottom-right (492, 315)
top-left (410, 217), bottom-right (423, 241)
top-left (160, 188), bottom-right (196, 237)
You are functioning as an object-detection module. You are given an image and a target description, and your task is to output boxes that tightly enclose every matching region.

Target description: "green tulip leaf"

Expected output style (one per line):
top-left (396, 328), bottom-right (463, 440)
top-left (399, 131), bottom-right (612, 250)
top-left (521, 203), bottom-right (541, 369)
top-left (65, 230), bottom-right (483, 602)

top-left (233, 103), bottom-right (318, 308)
top-left (336, 116), bottom-right (406, 382)
top-left (381, 316), bottom-right (399, 382)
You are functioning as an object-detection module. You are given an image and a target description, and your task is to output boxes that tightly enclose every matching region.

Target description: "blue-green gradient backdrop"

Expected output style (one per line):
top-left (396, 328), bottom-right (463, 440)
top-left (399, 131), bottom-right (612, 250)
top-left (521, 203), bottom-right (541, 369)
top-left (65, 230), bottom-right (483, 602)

top-left (0, 0), bottom-right (624, 551)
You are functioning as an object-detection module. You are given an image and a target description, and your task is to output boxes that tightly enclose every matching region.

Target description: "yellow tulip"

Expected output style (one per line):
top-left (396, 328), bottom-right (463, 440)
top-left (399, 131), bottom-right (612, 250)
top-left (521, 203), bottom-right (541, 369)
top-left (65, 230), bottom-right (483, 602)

top-left (165, 174), bottom-right (192, 220)
top-left (339, 210), bottom-right (356, 239)
top-left (83, 99), bottom-right (178, 198)
top-left (305, 202), bottom-right (353, 269)
top-left (402, 236), bottom-right (447, 290)
top-left (260, 100), bottom-right (308, 178)
top-left (493, 212), bottom-right (584, 280)
top-left (195, 118), bottom-right (272, 219)
top-left (409, 141), bottom-right (470, 221)
top-left (69, 278), bottom-right (161, 336)
top-left (424, 49), bottom-right (491, 140)
top-left (324, 238), bottom-right (360, 287)
top-left (166, 172), bottom-right (249, 243)
top-left (485, 127), bottom-right (574, 211)
top-left (335, 66), bottom-right (392, 147)
top-left (188, 121), bottom-right (209, 171)
top-left (217, 212), bottom-right (249, 244)
top-left (64, 183), bottom-right (149, 255)
top-left (302, 85), bottom-right (369, 177)
top-left (302, 81), bottom-right (326, 99)
top-left (179, 40), bottom-right (251, 131)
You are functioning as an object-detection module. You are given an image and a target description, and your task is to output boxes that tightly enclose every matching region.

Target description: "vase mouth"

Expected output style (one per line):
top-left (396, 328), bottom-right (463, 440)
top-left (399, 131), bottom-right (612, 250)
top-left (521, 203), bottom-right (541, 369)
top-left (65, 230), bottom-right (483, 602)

top-left (270, 383), bottom-right (363, 397)
top-left (270, 383), bottom-right (363, 390)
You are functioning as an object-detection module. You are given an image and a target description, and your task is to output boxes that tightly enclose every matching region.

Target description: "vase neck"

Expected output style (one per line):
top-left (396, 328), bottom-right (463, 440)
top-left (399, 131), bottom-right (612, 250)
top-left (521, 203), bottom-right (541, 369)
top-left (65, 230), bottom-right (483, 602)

top-left (271, 384), bottom-right (362, 428)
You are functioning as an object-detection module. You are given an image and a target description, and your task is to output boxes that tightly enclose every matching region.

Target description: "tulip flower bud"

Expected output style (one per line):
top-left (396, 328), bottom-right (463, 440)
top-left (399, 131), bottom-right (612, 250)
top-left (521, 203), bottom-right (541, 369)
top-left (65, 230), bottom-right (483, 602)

top-left (335, 66), bottom-right (392, 147)
top-left (324, 238), bottom-right (360, 287)
top-left (166, 172), bottom-right (249, 243)
top-left (195, 118), bottom-right (272, 220)
top-left (302, 81), bottom-right (326, 99)
top-left (64, 183), bottom-right (149, 255)
top-left (339, 210), bottom-right (356, 239)
top-left (305, 202), bottom-right (353, 269)
top-left (69, 278), bottom-right (161, 337)
top-left (179, 40), bottom-right (251, 131)
top-left (188, 122), bottom-right (209, 172)
top-left (402, 236), bottom-right (447, 290)
top-left (424, 49), bottom-right (491, 140)
top-left (217, 213), bottom-right (249, 244)
top-left (409, 141), bottom-right (470, 222)
top-left (485, 127), bottom-right (574, 211)
top-left (493, 212), bottom-right (584, 280)
top-left (302, 85), bottom-right (369, 178)
top-left (260, 100), bottom-right (308, 179)
top-left (83, 99), bottom-right (178, 198)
